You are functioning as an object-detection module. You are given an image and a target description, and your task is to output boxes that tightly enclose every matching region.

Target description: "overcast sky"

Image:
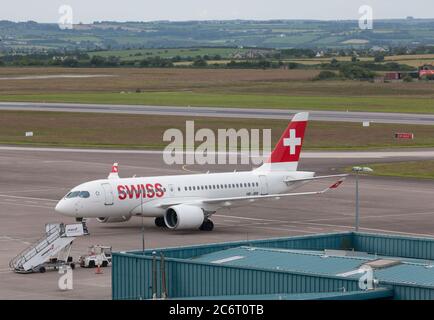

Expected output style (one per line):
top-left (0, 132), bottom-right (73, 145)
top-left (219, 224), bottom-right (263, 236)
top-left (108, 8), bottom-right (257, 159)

top-left (2, 0), bottom-right (433, 23)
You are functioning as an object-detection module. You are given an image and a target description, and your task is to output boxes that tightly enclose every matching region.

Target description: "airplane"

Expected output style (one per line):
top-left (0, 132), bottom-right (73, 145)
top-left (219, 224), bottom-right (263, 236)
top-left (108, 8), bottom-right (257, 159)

top-left (55, 112), bottom-right (347, 231)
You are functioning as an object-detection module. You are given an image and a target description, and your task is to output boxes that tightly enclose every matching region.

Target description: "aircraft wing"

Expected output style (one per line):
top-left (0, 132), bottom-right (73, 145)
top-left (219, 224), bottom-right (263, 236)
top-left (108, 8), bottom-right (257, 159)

top-left (157, 177), bottom-right (346, 209)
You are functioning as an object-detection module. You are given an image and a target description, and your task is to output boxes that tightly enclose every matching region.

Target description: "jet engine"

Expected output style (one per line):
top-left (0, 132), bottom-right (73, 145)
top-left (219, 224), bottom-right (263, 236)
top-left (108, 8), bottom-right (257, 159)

top-left (96, 215), bottom-right (132, 223)
top-left (164, 205), bottom-right (204, 230)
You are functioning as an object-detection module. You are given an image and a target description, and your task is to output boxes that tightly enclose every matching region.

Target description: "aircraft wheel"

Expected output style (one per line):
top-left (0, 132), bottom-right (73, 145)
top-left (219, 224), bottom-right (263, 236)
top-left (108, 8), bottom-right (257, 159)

top-left (200, 220), bottom-right (214, 231)
top-left (155, 217), bottom-right (166, 228)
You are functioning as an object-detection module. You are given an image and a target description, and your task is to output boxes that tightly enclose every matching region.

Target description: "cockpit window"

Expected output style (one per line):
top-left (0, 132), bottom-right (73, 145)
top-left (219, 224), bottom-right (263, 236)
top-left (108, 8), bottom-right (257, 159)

top-left (66, 191), bottom-right (80, 198)
top-left (79, 191), bottom-right (90, 198)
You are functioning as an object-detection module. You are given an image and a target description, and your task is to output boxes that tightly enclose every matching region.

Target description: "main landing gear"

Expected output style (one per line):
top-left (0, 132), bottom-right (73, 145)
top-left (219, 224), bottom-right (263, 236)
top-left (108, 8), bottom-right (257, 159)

top-left (155, 217), bottom-right (166, 228)
top-left (154, 217), bottom-right (215, 231)
top-left (200, 219), bottom-right (214, 231)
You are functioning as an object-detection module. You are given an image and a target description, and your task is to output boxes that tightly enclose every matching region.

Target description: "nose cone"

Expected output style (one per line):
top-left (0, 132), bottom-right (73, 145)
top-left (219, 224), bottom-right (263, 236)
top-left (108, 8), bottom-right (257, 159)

top-left (55, 200), bottom-right (74, 216)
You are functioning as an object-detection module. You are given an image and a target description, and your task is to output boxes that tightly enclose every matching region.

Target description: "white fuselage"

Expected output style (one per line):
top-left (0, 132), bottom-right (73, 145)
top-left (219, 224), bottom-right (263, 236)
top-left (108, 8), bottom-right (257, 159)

top-left (55, 169), bottom-right (314, 219)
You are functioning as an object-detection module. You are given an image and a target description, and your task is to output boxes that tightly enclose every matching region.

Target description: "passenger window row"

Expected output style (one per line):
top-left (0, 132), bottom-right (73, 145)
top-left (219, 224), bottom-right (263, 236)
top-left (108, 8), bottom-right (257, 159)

top-left (177, 182), bottom-right (259, 192)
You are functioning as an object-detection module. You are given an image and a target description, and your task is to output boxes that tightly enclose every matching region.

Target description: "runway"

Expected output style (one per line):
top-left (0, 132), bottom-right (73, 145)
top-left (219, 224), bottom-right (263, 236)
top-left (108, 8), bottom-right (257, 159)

top-left (2, 101), bottom-right (434, 125)
top-left (1, 147), bottom-right (434, 299)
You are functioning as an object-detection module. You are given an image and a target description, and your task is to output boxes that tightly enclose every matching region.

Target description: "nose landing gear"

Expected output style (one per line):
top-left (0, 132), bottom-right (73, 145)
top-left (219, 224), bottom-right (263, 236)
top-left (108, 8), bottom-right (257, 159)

top-left (75, 217), bottom-right (89, 235)
top-left (200, 219), bottom-right (214, 231)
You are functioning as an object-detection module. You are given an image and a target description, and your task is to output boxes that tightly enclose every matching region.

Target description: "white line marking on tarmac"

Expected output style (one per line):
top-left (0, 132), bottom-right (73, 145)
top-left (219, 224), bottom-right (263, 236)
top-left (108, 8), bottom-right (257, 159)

top-left (55, 159), bottom-right (183, 173)
top-left (73, 280), bottom-right (111, 288)
top-left (218, 210), bottom-right (434, 226)
top-left (0, 201), bottom-right (53, 209)
top-left (360, 185), bottom-right (434, 194)
top-left (43, 160), bottom-right (73, 163)
top-left (223, 219), bottom-right (242, 223)
top-left (182, 164), bottom-right (204, 173)
top-left (214, 214), bottom-right (278, 222)
top-left (242, 225), bottom-right (318, 234)
top-left (0, 194), bottom-right (58, 202)
top-left (288, 220), bottom-right (434, 237)
top-left (2, 145), bottom-right (434, 159)
top-left (306, 226), bottom-right (326, 231)
top-left (299, 211), bottom-right (434, 223)
top-left (0, 235), bottom-right (32, 245)
top-left (216, 220), bottom-right (319, 234)
top-left (215, 213), bottom-right (434, 237)
top-left (0, 187), bottom-right (67, 194)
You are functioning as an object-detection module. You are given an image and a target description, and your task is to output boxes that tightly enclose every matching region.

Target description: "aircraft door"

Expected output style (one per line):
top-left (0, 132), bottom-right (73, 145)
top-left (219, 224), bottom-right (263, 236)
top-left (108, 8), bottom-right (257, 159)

top-left (101, 183), bottom-right (114, 205)
top-left (259, 175), bottom-right (268, 195)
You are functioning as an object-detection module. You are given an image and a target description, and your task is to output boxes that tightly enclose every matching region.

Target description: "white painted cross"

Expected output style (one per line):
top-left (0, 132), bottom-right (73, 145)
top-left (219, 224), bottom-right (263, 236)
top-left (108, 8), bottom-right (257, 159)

top-left (283, 129), bottom-right (301, 155)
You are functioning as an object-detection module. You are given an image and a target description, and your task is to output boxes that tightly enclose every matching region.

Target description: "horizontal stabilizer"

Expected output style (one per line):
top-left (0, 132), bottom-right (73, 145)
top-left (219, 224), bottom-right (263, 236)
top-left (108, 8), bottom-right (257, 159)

top-left (284, 174), bottom-right (348, 184)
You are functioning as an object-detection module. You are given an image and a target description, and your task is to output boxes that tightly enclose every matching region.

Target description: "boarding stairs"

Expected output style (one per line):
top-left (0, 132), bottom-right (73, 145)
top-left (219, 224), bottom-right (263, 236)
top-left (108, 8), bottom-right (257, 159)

top-left (9, 223), bottom-right (84, 273)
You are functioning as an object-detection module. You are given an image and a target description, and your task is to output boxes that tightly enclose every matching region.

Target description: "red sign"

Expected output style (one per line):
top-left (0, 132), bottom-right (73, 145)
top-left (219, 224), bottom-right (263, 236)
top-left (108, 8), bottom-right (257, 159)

top-left (395, 133), bottom-right (414, 140)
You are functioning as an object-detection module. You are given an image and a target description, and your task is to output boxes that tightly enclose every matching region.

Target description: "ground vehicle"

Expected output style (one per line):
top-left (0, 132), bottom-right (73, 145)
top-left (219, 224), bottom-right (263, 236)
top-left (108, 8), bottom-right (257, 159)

top-left (79, 245), bottom-right (112, 268)
top-left (37, 256), bottom-right (75, 273)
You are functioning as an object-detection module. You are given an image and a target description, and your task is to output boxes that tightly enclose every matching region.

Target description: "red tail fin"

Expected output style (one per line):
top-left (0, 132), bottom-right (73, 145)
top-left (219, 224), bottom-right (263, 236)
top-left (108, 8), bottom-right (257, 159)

top-left (258, 112), bottom-right (308, 172)
top-left (267, 112), bottom-right (308, 163)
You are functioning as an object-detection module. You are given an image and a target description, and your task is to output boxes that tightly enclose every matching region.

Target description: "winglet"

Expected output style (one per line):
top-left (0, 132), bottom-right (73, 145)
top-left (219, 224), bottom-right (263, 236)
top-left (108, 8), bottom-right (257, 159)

top-left (108, 163), bottom-right (119, 179)
top-left (328, 178), bottom-right (345, 190)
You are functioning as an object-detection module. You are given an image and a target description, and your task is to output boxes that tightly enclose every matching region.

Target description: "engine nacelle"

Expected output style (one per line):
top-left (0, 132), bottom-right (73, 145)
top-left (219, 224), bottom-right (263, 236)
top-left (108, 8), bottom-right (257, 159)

top-left (96, 215), bottom-right (131, 223)
top-left (164, 205), bottom-right (204, 230)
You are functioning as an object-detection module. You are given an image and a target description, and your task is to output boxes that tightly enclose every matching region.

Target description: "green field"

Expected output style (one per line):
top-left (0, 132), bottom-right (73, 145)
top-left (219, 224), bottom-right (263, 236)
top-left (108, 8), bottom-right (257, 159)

top-left (355, 161), bottom-right (434, 180)
top-left (88, 48), bottom-right (250, 61)
top-left (2, 19), bottom-right (434, 50)
top-left (0, 92), bottom-right (433, 114)
top-left (2, 111), bottom-right (434, 150)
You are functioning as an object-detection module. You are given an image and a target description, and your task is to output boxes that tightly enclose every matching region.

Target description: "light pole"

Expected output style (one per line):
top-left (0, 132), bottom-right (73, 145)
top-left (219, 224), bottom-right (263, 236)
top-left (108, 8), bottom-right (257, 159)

top-left (141, 187), bottom-right (145, 253)
top-left (352, 166), bottom-right (373, 232)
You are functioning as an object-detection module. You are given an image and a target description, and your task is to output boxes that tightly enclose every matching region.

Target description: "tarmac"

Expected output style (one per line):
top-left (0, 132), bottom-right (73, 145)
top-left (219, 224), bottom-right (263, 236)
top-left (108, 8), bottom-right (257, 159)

top-left (1, 147), bottom-right (434, 299)
top-left (2, 101), bottom-right (434, 125)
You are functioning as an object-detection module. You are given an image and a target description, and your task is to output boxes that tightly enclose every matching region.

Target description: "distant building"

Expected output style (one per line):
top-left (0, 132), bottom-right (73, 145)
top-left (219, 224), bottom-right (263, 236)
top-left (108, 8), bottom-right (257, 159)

top-left (384, 71), bottom-right (419, 81)
top-left (384, 72), bottom-right (401, 81)
top-left (370, 46), bottom-right (387, 53)
top-left (419, 65), bottom-right (434, 78)
top-left (230, 49), bottom-right (268, 59)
